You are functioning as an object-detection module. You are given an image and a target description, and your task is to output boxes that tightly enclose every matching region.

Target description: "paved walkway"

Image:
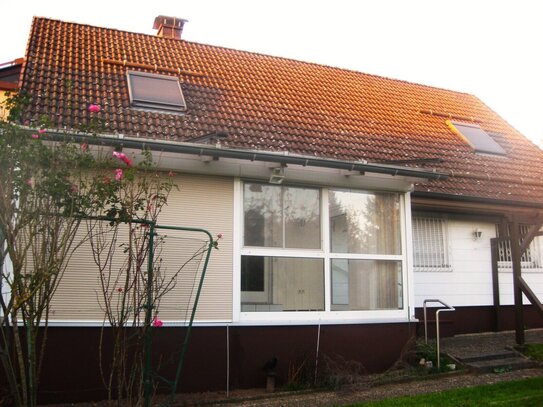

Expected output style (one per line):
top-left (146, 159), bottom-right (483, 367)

top-left (441, 328), bottom-right (543, 359)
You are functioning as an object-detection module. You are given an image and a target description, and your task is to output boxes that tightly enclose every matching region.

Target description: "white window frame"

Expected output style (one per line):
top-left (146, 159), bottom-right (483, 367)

top-left (234, 179), bottom-right (410, 324)
top-left (412, 214), bottom-right (452, 273)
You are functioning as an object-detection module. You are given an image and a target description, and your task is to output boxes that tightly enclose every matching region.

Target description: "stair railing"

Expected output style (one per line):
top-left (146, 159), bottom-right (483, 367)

top-left (423, 299), bottom-right (455, 369)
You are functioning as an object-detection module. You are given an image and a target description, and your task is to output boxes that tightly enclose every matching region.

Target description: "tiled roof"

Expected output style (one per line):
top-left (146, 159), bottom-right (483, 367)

top-left (18, 17), bottom-right (543, 205)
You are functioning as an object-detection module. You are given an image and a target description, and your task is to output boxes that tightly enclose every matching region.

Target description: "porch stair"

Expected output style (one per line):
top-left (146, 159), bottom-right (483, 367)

top-left (440, 329), bottom-right (543, 373)
top-left (455, 349), bottom-right (540, 373)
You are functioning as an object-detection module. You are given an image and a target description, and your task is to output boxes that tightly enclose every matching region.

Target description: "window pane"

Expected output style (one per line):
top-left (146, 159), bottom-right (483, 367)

top-left (244, 184), bottom-right (282, 247)
top-left (329, 190), bottom-right (401, 254)
top-left (241, 256), bottom-right (324, 312)
top-left (450, 121), bottom-right (506, 155)
top-left (331, 259), bottom-right (402, 311)
top-left (243, 184), bottom-right (321, 249)
top-left (284, 187), bottom-right (320, 249)
top-left (128, 71), bottom-right (186, 111)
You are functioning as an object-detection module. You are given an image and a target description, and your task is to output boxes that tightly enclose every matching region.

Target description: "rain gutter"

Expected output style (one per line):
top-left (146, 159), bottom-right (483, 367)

top-left (39, 130), bottom-right (448, 180)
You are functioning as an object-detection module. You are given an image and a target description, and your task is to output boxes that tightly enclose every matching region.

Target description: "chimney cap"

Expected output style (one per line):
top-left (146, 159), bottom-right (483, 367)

top-left (153, 15), bottom-right (188, 30)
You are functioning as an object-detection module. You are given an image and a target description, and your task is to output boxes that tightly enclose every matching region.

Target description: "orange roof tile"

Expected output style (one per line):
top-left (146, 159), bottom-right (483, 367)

top-left (18, 17), bottom-right (543, 205)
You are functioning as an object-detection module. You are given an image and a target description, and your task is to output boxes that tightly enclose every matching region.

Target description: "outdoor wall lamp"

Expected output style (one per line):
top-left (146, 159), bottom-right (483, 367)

top-left (269, 166), bottom-right (285, 184)
top-left (472, 228), bottom-right (483, 240)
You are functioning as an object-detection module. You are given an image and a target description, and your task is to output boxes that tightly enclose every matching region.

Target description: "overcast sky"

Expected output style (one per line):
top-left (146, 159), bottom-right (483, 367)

top-left (2, 0), bottom-right (542, 147)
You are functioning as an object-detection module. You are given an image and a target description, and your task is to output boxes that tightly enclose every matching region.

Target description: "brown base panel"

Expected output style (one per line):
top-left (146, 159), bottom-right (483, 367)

top-left (415, 304), bottom-right (543, 338)
top-left (7, 322), bottom-right (416, 404)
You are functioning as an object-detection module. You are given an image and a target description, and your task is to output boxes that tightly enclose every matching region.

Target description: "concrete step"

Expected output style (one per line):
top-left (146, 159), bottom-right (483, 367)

top-left (460, 350), bottom-right (518, 364)
top-left (463, 356), bottom-right (540, 373)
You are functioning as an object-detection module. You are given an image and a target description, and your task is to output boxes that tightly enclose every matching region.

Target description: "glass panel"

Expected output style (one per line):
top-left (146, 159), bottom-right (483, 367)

top-left (243, 184), bottom-right (321, 249)
top-left (452, 122), bottom-right (506, 155)
top-left (331, 259), bottom-right (402, 311)
top-left (329, 190), bottom-right (401, 254)
top-left (284, 186), bottom-right (320, 249)
top-left (241, 256), bottom-right (324, 312)
top-left (244, 184), bottom-right (282, 247)
top-left (128, 71), bottom-right (186, 110)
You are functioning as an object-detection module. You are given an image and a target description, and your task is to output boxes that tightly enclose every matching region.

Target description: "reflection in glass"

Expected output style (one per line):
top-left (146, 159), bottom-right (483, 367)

top-left (241, 256), bottom-right (324, 312)
top-left (329, 190), bottom-right (400, 254)
top-left (284, 187), bottom-right (320, 249)
top-left (244, 183), bottom-right (320, 249)
top-left (244, 184), bottom-right (282, 247)
top-left (331, 259), bottom-right (402, 310)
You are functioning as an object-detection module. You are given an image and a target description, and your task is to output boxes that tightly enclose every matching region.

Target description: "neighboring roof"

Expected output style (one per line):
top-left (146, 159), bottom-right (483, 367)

top-left (17, 17), bottom-right (543, 205)
top-left (0, 58), bottom-right (23, 91)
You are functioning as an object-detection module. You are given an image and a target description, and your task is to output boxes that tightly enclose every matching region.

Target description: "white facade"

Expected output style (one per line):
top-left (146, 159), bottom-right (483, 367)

top-left (413, 216), bottom-right (543, 308)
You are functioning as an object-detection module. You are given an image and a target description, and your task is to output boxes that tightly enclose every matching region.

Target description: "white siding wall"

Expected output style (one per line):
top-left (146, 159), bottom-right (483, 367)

top-left (414, 219), bottom-right (543, 308)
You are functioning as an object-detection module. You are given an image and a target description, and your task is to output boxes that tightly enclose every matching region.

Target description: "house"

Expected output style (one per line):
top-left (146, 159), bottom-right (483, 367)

top-left (0, 58), bottom-right (23, 120)
top-left (2, 15), bottom-right (543, 401)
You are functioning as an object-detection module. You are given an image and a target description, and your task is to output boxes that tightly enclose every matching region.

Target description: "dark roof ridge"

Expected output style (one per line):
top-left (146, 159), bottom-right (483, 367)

top-left (31, 16), bottom-right (476, 100)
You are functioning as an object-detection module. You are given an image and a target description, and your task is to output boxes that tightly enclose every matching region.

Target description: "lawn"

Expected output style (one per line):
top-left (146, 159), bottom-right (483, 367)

top-left (518, 343), bottom-right (543, 362)
top-left (349, 376), bottom-right (543, 406)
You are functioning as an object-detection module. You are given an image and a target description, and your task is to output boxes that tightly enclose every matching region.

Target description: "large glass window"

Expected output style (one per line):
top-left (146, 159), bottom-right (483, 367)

top-left (240, 182), bottom-right (405, 317)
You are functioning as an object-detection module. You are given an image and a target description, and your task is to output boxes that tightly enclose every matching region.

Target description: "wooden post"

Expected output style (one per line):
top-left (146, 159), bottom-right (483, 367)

top-left (490, 237), bottom-right (501, 332)
top-left (509, 217), bottom-right (525, 345)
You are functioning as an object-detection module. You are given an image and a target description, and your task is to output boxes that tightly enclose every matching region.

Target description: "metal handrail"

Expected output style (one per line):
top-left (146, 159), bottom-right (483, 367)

top-left (423, 299), bottom-right (455, 369)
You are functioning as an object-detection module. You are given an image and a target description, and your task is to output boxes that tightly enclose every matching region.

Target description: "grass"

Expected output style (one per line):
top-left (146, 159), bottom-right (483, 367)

top-left (347, 376), bottom-right (543, 406)
top-left (518, 343), bottom-right (543, 362)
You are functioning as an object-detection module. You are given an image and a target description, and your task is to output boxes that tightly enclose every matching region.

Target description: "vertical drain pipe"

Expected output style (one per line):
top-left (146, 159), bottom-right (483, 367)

top-left (226, 324), bottom-right (230, 398)
top-left (314, 321), bottom-right (321, 385)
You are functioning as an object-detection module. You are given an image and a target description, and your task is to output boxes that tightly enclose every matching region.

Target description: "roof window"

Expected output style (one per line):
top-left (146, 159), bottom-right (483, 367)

top-left (127, 70), bottom-right (186, 112)
top-left (447, 120), bottom-right (506, 156)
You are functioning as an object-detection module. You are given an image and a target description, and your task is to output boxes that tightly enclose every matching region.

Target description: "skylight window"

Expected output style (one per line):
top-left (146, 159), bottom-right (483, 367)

top-left (447, 120), bottom-right (506, 155)
top-left (127, 71), bottom-right (186, 112)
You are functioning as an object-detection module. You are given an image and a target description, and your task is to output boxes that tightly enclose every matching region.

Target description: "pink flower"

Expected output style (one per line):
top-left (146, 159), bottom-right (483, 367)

top-left (38, 128), bottom-right (46, 134)
top-left (152, 318), bottom-right (163, 328)
top-left (112, 151), bottom-right (132, 167)
top-left (115, 168), bottom-right (123, 181)
top-left (217, 233), bottom-right (223, 239)
top-left (168, 170), bottom-right (174, 177)
top-left (26, 179), bottom-right (33, 187)
top-left (71, 184), bottom-right (78, 193)
top-left (88, 104), bottom-right (101, 113)
top-left (81, 143), bottom-right (88, 152)
top-left (31, 134), bottom-right (39, 139)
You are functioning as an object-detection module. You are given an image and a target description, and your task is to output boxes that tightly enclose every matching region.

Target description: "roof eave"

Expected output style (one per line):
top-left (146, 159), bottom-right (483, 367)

top-left (37, 129), bottom-right (448, 181)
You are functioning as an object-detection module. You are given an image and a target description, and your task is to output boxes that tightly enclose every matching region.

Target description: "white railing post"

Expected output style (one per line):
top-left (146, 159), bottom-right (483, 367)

top-left (423, 299), bottom-right (455, 369)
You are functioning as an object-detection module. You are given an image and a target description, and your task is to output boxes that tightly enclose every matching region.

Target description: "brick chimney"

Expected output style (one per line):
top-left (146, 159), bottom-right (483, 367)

top-left (153, 16), bottom-right (187, 39)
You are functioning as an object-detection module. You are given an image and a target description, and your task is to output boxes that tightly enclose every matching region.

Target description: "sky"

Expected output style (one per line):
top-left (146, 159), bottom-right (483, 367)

top-left (2, 0), bottom-right (542, 148)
